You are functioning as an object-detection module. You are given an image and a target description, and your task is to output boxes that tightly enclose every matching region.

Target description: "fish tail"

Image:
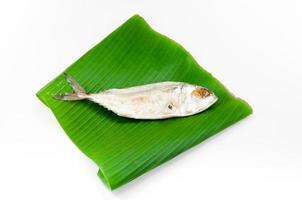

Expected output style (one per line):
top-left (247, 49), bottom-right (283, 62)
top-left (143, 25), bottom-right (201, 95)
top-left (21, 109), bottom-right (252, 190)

top-left (53, 73), bottom-right (88, 101)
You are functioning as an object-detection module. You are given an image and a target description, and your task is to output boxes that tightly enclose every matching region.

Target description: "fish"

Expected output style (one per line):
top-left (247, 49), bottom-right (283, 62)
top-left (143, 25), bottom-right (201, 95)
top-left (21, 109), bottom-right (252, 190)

top-left (53, 73), bottom-right (218, 119)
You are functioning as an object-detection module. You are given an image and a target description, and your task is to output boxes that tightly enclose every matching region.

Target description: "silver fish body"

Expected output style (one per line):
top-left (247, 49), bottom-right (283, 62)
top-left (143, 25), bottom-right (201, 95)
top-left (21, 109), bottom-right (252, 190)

top-left (54, 74), bottom-right (218, 119)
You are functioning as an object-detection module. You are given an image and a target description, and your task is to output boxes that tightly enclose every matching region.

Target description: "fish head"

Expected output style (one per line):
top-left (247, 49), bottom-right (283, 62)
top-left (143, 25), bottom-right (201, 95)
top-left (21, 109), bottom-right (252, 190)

top-left (181, 85), bottom-right (218, 115)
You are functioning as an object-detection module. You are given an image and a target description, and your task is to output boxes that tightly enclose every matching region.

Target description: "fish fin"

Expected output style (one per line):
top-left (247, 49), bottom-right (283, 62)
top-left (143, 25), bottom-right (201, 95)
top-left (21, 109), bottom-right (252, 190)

top-left (53, 93), bottom-right (87, 101)
top-left (64, 73), bottom-right (86, 94)
top-left (53, 73), bottom-right (88, 101)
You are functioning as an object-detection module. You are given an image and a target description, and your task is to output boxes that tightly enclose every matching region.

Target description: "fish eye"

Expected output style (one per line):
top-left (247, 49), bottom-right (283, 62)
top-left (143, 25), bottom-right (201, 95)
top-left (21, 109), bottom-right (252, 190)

top-left (192, 87), bottom-right (211, 98)
top-left (202, 89), bottom-right (210, 97)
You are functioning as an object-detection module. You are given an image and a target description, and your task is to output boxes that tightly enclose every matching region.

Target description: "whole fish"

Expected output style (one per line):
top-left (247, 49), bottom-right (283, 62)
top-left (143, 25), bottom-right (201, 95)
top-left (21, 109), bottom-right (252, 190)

top-left (54, 73), bottom-right (218, 119)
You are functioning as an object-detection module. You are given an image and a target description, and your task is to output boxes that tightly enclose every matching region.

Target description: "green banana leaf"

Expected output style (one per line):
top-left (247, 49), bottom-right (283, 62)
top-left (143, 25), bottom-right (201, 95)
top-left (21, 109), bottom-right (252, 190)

top-left (37, 15), bottom-right (252, 190)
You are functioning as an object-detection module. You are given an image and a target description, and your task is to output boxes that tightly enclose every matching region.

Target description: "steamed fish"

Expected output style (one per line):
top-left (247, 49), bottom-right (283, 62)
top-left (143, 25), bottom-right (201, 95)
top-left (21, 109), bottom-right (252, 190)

top-left (54, 73), bottom-right (218, 119)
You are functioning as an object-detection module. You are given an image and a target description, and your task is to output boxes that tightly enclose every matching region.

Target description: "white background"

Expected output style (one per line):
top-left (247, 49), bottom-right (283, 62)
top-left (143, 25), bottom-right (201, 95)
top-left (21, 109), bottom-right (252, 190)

top-left (0, 0), bottom-right (301, 199)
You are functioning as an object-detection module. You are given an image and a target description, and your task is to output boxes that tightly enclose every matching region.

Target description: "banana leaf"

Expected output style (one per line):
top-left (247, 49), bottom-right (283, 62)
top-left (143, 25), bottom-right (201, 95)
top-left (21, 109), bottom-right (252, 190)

top-left (37, 15), bottom-right (252, 190)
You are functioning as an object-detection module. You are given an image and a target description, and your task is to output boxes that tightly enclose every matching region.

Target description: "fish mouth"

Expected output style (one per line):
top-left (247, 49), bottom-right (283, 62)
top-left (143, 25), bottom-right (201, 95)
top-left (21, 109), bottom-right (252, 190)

top-left (212, 95), bottom-right (218, 104)
top-left (198, 95), bottom-right (218, 113)
top-left (210, 95), bottom-right (218, 107)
